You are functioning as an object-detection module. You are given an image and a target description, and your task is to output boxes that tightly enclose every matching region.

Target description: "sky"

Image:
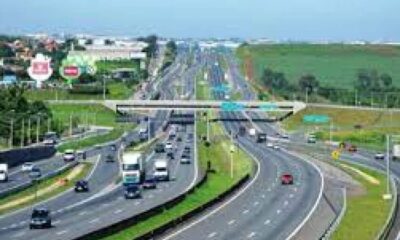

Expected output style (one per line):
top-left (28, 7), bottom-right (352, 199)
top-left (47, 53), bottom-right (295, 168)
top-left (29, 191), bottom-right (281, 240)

top-left (0, 0), bottom-right (399, 41)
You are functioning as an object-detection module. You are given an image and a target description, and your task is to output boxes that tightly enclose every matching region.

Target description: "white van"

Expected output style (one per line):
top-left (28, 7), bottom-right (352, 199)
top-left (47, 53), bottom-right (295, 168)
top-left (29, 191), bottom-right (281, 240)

top-left (153, 159), bottom-right (169, 181)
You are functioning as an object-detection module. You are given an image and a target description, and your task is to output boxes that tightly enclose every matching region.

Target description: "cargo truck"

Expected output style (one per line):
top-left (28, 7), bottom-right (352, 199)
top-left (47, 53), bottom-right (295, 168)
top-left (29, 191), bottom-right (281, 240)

top-left (121, 152), bottom-right (145, 185)
top-left (0, 163), bottom-right (8, 182)
top-left (393, 145), bottom-right (400, 160)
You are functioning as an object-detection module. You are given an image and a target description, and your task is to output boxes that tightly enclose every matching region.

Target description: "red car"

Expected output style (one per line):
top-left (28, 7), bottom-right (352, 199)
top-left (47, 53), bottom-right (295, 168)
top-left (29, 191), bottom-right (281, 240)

top-left (348, 145), bottom-right (357, 152)
top-left (281, 174), bottom-right (294, 185)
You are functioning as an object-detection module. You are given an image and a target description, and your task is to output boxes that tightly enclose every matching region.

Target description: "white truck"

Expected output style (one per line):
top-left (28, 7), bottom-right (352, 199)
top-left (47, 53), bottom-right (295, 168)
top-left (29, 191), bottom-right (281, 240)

top-left (121, 152), bottom-right (145, 185)
top-left (393, 145), bottom-right (400, 160)
top-left (0, 163), bottom-right (8, 182)
top-left (153, 159), bottom-right (169, 181)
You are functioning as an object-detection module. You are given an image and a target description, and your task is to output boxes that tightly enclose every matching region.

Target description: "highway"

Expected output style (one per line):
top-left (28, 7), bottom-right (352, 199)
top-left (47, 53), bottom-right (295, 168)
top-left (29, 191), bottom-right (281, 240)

top-left (163, 50), bottom-right (323, 240)
top-left (0, 47), bottom-right (201, 240)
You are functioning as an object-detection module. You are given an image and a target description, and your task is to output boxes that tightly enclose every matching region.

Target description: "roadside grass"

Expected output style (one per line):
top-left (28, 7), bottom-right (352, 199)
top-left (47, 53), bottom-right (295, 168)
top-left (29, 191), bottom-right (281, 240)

top-left (96, 59), bottom-right (140, 73)
top-left (25, 82), bottom-right (132, 101)
top-left (0, 162), bottom-right (92, 215)
top-left (49, 104), bottom-right (117, 128)
top-left (331, 161), bottom-right (392, 240)
top-left (196, 70), bottom-right (210, 100)
top-left (282, 106), bottom-right (400, 150)
top-left (101, 69), bottom-right (252, 240)
top-left (237, 44), bottom-right (400, 89)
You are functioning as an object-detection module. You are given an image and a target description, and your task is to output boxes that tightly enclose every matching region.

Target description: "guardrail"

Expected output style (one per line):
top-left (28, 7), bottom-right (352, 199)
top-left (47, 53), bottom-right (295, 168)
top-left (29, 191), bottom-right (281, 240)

top-left (0, 161), bottom-right (79, 199)
top-left (377, 177), bottom-right (398, 240)
top-left (320, 188), bottom-right (347, 240)
top-left (76, 172), bottom-right (250, 240)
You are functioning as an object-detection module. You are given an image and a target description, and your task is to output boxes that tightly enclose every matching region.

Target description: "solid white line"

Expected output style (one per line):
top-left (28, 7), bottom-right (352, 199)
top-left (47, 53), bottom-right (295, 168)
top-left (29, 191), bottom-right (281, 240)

top-left (161, 139), bottom-right (261, 240)
top-left (56, 230), bottom-right (68, 235)
top-left (86, 155), bottom-right (101, 180)
top-left (282, 148), bottom-right (325, 240)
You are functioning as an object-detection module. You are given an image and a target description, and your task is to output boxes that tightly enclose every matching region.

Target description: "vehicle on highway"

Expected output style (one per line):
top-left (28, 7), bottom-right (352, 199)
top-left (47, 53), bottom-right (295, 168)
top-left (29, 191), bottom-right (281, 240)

top-left (122, 152), bottom-right (145, 185)
top-left (0, 163), bottom-right (8, 182)
top-left (180, 155), bottom-right (191, 164)
top-left (124, 184), bottom-right (142, 199)
top-left (29, 167), bottom-right (42, 179)
top-left (167, 151), bottom-right (175, 160)
top-left (30, 208), bottom-right (52, 229)
top-left (154, 159), bottom-right (169, 181)
top-left (142, 176), bottom-right (157, 189)
top-left (165, 141), bottom-right (174, 151)
top-left (307, 136), bottom-right (316, 144)
top-left (43, 131), bottom-right (58, 145)
top-left (393, 145), bottom-right (400, 160)
top-left (110, 144), bottom-right (117, 151)
top-left (239, 126), bottom-right (246, 136)
top-left (256, 133), bottom-right (267, 143)
top-left (348, 144), bottom-right (357, 152)
top-left (281, 174), bottom-right (294, 185)
top-left (281, 134), bottom-right (289, 139)
top-left (63, 149), bottom-right (76, 162)
top-left (106, 154), bottom-right (115, 162)
top-left (248, 128), bottom-right (256, 136)
top-left (74, 180), bottom-right (89, 192)
top-left (21, 162), bottom-right (35, 172)
top-left (177, 136), bottom-right (182, 142)
top-left (154, 143), bottom-right (165, 153)
top-left (267, 142), bottom-right (274, 148)
top-left (273, 145), bottom-right (280, 150)
top-left (375, 153), bottom-right (385, 160)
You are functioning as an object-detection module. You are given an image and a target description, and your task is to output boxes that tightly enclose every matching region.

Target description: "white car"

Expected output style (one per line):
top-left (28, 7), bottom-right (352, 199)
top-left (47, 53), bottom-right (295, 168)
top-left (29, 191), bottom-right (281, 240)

top-left (63, 149), bottom-right (76, 162)
top-left (267, 142), bottom-right (274, 148)
top-left (273, 145), bottom-right (280, 150)
top-left (180, 156), bottom-right (191, 164)
top-left (21, 162), bottom-right (35, 172)
top-left (375, 153), bottom-right (385, 160)
top-left (165, 142), bottom-right (173, 151)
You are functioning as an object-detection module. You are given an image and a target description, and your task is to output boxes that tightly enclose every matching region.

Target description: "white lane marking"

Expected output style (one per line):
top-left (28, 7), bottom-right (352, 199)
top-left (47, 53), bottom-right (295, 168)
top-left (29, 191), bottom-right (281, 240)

top-left (242, 209), bottom-right (249, 214)
top-left (148, 194), bottom-right (154, 199)
top-left (277, 209), bottom-right (281, 214)
top-left (247, 232), bottom-right (256, 238)
top-left (267, 188), bottom-right (271, 192)
top-left (289, 194), bottom-right (294, 198)
top-left (161, 139), bottom-right (262, 240)
top-left (293, 187), bottom-right (298, 192)
top-left (79, 211), bottom-right (87, 216)
top-left (56, 230), bottom-right (68, 235)
top-left (208, 232), bottom-right (217, 238)
top-left (86, 155), bottom-right (101, 180)
top-left (261, 194), bottom-right (265, 199)
top-left (53, 220), bottom-right (61, 225)
top-left (12, 231), bottom-right (26, 238)
top-left (228, 219), bottom-right (236, 225)
top-left (254, 201), bottom-right (259, 206)
top-left (264, 219), bottom-right (271, 225)
top-left (89, 218), bottom-right (100, 224)
top-left (284, 201), bottom-right (289, 206)
top-left (281, 148), bottom-right (325, 240)
top-left (114, 209), bottom-right (123, 214)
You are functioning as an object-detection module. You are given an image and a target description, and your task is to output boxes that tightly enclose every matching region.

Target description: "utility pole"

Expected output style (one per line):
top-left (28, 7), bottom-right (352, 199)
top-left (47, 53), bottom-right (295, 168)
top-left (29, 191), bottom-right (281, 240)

top-left (20, 119), bottom-right (25, 148)
top-left (9, 118), bottom-right (14, 149)
top-left (69, 114), bottom-right (73, 137)
top-left (28, 118), bottom-right (31, 145)
top-left (36, 116), bottom-right (40, 143)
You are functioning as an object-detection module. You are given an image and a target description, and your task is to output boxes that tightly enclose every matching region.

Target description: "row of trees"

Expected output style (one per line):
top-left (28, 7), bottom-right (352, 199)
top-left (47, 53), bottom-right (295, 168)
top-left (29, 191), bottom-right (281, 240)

top-left (259, 67), bottom-right (400, 107)
top-left (162, 41), bottom-right (178, 70)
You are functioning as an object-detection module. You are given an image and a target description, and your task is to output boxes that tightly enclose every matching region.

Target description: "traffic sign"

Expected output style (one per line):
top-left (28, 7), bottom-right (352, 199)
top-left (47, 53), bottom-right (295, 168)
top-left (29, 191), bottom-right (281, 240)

top-left (212, 84), bottom-right (230, 93)
top-left (303, 115), bottom-right (330, 123)
top-left (221, 102), bottom-right (244, 111)
top-left (259, 103), bottom-right (278, 111)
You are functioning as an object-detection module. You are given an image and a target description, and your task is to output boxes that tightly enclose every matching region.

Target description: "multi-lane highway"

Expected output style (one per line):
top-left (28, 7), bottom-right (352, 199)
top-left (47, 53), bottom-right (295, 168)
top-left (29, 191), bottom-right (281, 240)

top-left (0, 47), bottom-right (202, 240)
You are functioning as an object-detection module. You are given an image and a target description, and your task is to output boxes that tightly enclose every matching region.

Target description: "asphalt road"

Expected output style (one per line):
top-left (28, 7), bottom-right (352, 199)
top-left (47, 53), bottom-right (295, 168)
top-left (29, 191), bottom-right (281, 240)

top-left (162, 50), bottom-right (323, 240)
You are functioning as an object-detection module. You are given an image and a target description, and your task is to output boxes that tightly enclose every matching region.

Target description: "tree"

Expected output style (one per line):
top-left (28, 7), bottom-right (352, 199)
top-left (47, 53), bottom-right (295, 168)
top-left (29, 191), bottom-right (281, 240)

top-left (0, 43), bottom-right (14, 58)
top-left (260, 68), bottom-right (289, 90)
top-left (380, 73), bottom-right (392, 88)
top-left (298, 74), bottom-right (319, 94)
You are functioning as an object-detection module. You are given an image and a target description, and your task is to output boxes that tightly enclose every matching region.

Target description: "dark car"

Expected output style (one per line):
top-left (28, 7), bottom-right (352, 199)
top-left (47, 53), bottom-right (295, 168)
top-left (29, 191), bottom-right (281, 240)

top-left (30, 208), bottom-right (51, 229)
top-left (154, 143), bottom-right (165, 153)
top-left (239, 126), bottom-right (246, 136)
top-left (29, 167), bottom-right (41, 179)
top-left (74, 180), bottom-right (89, 192)
top-left (106, 154), bottom-right (115, 162)
top-left (281, 174), bottom-right (294, 185)
top-left (124, 185), bottom-right (142, 199)
top-left (167, 152), bottom-right (175, 160)
top-left (142, 177), bottom-right (157, 189)
top-left (256, 133), bottom-right (267, 143)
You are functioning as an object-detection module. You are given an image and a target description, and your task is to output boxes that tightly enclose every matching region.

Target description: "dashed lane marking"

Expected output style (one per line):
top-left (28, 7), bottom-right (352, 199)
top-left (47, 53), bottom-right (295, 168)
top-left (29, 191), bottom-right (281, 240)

top-left (264, 219), bottom-right (271, 225)
top-left (56, 230), bottom-right (68, 235)
top-left (242, 209), bottom-right (249, 214)
top-left (228, 219), bottom-right (236, 225)
top-left (247, 232), bottom-right (256, 238)
top-left (208, 232), bottom-right (217, 238)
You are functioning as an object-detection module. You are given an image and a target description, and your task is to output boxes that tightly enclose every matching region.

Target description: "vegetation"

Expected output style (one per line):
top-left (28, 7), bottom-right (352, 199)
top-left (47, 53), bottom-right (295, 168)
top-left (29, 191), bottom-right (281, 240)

top-left (237, 44), bottom-right (400, 105)
top-left (162, 41), bottom-right (178, 70)
top-left (0, 162), bottom-right (92, 215)
top-left (331, 162), bottom-right (391, 240)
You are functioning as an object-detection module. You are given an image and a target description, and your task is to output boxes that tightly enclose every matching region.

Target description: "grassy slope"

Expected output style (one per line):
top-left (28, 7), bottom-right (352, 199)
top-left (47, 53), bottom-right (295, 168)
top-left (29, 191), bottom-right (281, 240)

top-left (102, 70), bottom-right (252, 240)
top-left (332, 162), bottom-right (391, 240)
top-left (25, 82), bottom-right (132, 101)
top-left (0, 163), bottom-right (92, 215)
top-left (283, 106), bottom-right (400, 150)
top-left (237, 44), bottom-right (400, 89)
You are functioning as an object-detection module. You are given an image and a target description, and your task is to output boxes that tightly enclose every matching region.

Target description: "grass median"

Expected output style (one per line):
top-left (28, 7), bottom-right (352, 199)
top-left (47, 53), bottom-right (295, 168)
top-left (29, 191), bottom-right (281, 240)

top-left (331, 161), bottom-right (392, 240)
top-left (0, 162), bottom-right (92, 215)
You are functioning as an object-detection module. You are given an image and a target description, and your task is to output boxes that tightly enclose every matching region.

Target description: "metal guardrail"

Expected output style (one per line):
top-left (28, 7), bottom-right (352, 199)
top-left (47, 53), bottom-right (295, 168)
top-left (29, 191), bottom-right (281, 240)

top-left (377, 177), bottom-right (398, 240)
top-left (320, 188), bottom-right (347, 240)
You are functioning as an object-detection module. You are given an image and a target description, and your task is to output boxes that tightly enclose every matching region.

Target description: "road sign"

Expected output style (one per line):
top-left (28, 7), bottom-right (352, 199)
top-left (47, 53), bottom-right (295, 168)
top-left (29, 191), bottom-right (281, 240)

top-left (259, 103), bottom-right (278, 111)
top-left (221, 102), bottom-right (244, 111)
top-left (331, 150), bottom-right (340, 160)
top-left (212, 84), bottom-right (230, 93)
top-left (303, 115), bottom-right (330, 123)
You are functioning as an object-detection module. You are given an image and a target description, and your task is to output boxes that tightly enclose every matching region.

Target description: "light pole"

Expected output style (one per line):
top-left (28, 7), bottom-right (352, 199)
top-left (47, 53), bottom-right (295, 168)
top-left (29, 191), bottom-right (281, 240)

top-left (383, 134), bottom-right (392, 200)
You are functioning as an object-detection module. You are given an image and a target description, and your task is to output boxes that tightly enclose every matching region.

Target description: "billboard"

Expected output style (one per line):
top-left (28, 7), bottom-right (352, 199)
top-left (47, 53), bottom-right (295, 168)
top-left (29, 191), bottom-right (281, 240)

top-left (59, 55), bottom-right (97, 85)
top-left (27, 53), bottom-right (53, 88)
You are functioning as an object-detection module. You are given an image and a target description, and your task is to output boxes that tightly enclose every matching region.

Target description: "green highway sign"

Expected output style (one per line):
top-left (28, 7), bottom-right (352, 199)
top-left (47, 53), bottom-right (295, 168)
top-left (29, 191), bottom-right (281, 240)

top-left (221, 102), bottom-right (244, 111)
top-left (303, 115), bottom-right (330, 123)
